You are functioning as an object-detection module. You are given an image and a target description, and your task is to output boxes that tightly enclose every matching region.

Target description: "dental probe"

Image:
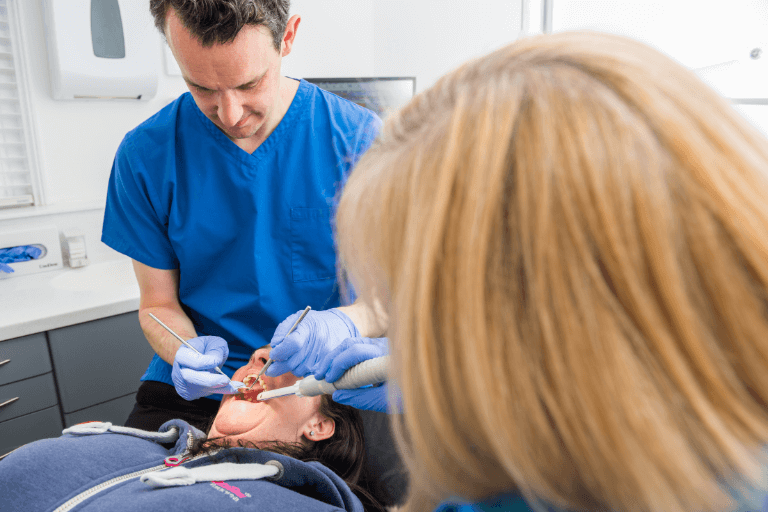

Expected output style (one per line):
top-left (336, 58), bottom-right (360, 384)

top-left (246, 305), bottom-right (311, 390)
top-left (256, 355), bottom-right (389, 401)
top-left (148, 313), bottom-right (229, 378)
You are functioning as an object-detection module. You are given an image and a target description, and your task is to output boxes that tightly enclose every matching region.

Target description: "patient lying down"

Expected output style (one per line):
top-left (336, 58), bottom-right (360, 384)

top-left (0, 348), bottom-right (377, 512)
top-left (213, 347), bottom-right (336, 447)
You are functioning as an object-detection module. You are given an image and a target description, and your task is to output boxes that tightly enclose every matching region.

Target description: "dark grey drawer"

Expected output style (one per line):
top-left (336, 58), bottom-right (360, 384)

top-left (0, 406), bottom-right (63, 458)
top-left (48, 312), bottom-right (154, 413)
top-left (0, 332), bottom-right (52, 386)
top-left (0, 373), bottom-right (58, 423)
top-left (64, 392), bottom-right (137, 427)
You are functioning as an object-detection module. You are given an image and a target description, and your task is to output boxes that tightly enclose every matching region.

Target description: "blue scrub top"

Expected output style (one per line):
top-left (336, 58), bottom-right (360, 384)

top-left (102, 79), bottom-right (381, 387)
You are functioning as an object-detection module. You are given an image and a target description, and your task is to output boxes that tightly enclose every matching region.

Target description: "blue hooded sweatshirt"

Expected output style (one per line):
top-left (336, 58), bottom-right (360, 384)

top-left (0, 420), bottom-right (363, 511)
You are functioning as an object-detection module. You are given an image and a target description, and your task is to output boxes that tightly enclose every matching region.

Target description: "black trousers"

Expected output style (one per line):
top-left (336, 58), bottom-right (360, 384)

top-left (124, 381), bottom-right (221, 433)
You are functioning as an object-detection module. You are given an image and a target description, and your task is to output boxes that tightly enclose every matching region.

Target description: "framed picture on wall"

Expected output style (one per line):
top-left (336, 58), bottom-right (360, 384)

top-left (304, 77), bottom-right (416, 119)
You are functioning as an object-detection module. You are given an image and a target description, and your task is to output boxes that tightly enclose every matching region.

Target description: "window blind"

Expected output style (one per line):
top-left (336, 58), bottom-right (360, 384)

top-left (0, 0), bottom-right (35, 209)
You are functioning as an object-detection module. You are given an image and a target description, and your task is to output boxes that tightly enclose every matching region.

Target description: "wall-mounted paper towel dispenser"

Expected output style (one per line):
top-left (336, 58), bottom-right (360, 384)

top-left (42, 0), bottom-right (160, 100)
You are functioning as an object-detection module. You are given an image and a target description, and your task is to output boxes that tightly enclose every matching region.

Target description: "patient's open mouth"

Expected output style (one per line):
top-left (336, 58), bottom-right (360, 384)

top-left (236, 374), bottom-right (268, 402)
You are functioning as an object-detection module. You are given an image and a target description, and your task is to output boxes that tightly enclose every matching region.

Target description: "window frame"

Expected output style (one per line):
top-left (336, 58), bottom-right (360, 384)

top-left (0, 0), bottom-right (46, 211)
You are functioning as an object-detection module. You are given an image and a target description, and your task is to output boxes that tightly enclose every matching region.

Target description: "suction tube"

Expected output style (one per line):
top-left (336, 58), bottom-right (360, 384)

top-left (296, 356), bottom-right (389, 397)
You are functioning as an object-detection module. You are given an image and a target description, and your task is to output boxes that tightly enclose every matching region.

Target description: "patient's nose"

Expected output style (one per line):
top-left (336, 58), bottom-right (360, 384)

top-left (252, 347), bottom-right (270, 365)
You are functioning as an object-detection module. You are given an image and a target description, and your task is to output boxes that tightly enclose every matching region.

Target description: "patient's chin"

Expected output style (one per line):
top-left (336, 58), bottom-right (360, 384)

top-left (212, 391), bottom-right (276, 435)
top-left (210, 410), bottom-right (259, 437)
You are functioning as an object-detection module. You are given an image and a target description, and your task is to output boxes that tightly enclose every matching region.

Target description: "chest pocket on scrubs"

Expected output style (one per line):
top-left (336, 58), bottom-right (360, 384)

top-left (290, 207), bottom-right (336, 282)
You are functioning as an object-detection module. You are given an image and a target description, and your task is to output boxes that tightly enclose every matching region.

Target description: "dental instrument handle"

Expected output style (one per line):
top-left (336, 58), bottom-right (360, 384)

top-left (148, 313), bottom-right (228, 378)
top-left (250, 305), bottom-right (311, 387)
top-left (256, 356), bottom-right (390, 401)
top-left (296, 356), bottom-right (390, 397)
top-left (256, 382), bottom-right (302, 401)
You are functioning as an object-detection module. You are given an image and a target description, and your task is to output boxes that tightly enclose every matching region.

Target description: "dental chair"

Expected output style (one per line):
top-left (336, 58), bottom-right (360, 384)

top-left (358, 409), bottom-right (409, 507)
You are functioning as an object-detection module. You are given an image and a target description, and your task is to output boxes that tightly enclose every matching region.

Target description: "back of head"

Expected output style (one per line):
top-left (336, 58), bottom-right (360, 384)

top-left (337, 30), bottom-right (768, 511)
top-left (149, 0), bottom-right (290, 49)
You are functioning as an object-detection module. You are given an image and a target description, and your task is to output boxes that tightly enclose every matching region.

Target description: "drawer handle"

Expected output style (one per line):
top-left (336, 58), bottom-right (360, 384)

top-left (0, 397), bottom-right (19, 409)
top-left (0, 359), bottom-right (10, 368)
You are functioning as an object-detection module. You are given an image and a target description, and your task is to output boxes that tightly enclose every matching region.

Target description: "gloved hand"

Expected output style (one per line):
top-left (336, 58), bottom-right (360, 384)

top-left (265, 308), bottom-right (360, 378)
top-left (332, 385), bottom-right (391, 413)
top-left (314, 337), bottom-right (401, 413)
top-left (0, 262), bottom-right (13, 273)
top-left (171, 336), bottom-right (242, 401)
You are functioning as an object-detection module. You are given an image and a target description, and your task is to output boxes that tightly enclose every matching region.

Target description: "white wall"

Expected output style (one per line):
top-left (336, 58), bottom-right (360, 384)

top-left (288, 0), bottom-right (523, 92)
top-left (372, 0), bottom-right (522, 93)
top-left (733, 105), bottom-right (768, 139)
top-left (551, 0), bottom-right (768, 70)
top-left (283, 0), bottom-right (376, 79)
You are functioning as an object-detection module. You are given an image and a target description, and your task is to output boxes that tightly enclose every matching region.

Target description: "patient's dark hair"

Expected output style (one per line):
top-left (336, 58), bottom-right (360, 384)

top-left (192, 395), bottom-right (383, 510)
top-left (149, 0), bottom-right (290, 50)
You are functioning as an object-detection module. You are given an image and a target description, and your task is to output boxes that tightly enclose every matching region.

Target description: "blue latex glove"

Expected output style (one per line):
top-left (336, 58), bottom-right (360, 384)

top-left (332, 385), bottom-right (390, 413)
top-left (266, 308), bottom-right (360, 378)
top-left (0, 245), bottom-right (41, 263)
top-left (0, 245), bottom-right (41, 272)
top-left (171, 336), bottom-right (242, 401)
top-left (314, 337), bottom-right (402, 413)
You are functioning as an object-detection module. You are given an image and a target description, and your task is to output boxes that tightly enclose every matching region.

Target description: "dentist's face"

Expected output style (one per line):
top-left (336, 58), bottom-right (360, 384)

top-left (210, 348), bottom-right (325, 446)
top-left (165, 9), bottom-right (284, 144)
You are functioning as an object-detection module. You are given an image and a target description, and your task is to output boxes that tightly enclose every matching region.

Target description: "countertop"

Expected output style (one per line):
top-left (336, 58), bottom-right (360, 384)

top-left (0, 258), bottom-right (140, 341)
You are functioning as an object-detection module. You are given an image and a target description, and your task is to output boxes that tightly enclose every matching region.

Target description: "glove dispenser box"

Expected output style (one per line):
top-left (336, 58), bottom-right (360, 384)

top-left (0, 226), bottom-right (63, 279)
top-left (42, 0), bottom-right (160, 100)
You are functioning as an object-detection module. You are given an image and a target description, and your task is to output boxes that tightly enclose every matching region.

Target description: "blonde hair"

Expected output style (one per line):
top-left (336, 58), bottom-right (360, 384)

top-left (336, 31), bottom-right (768, 511)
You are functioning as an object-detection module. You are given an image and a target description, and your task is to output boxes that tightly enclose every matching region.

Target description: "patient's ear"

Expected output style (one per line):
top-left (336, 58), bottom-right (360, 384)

top-left (302, 414), bottom-right (335, 442)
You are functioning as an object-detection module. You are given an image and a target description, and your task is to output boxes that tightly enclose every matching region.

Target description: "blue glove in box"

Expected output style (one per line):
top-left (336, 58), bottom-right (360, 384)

top-left (0, 226), bottom-right (63, 278)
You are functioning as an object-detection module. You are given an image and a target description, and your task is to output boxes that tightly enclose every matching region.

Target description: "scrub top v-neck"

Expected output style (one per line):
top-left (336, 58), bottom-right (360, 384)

top-left (102, 79), bottom-right (382, 387)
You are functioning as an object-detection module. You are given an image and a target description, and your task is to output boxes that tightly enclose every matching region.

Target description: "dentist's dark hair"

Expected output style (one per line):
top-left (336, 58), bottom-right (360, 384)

top-left (149, 0), bottom-right (291, 50)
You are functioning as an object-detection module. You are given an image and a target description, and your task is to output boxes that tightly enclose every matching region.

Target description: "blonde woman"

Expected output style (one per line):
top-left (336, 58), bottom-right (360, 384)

top-left (326, 31), bottom-right (768, 511)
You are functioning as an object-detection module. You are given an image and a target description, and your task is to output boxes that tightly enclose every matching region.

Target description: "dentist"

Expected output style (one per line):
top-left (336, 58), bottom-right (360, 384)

top-left (101, 0), bottom-right (381, 432)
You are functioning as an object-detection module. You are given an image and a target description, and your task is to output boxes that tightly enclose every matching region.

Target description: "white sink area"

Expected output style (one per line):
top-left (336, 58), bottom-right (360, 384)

top-left (49, 261), bottom-right (138, 292)
top-left (1, 257), bottom-right (141, 341)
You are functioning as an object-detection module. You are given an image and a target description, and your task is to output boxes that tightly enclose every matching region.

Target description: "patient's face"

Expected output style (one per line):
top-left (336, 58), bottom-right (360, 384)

top-left (209, 347), bottom-right (325, 445)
